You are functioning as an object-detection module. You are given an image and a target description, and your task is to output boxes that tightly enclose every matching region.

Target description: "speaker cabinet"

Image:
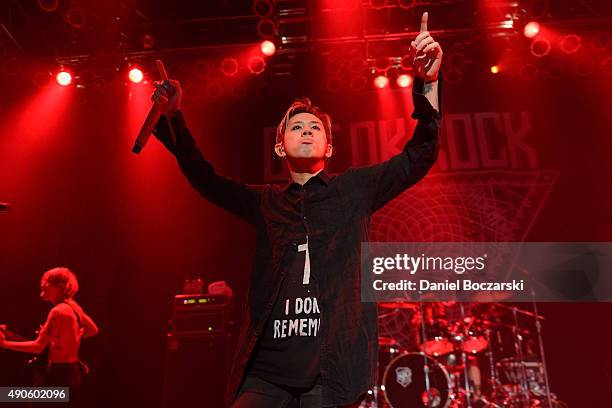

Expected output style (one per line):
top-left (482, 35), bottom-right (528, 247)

top-left (163, 333), bottom-right (231, 408)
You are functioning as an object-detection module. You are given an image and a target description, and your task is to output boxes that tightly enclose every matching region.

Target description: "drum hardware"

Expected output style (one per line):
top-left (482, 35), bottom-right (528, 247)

top-left (374, 300), bottom-right (565, 408)
top-left (418, 294), bottom-right (434, 408)
top-left (510, 306), bottom-right (531, 407)
top-left (378, 302), bottom-right (419, 310)
top-left (529, 285), bottom-right (554, 408)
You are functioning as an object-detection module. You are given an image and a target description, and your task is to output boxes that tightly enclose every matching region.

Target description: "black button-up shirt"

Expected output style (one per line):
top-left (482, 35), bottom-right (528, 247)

top-left (153, 77), bottom-right (442, 407)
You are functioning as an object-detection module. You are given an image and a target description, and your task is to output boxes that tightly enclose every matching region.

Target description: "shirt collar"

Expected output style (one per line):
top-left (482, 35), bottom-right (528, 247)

top-left (284, 170), bottom-right (331, 192)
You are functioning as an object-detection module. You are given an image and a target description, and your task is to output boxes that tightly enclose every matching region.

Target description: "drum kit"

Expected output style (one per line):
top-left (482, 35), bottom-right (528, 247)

top-left (361, 301), bottom-right (567, 408)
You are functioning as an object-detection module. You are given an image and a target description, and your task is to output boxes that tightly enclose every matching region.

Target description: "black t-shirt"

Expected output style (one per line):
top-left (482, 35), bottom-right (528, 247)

top-left (247, 243), bottom-right (321, 388)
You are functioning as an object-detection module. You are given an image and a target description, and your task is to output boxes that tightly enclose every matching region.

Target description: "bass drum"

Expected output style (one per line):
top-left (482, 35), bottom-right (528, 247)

top-left (382, 352), bottom-right (451, 408)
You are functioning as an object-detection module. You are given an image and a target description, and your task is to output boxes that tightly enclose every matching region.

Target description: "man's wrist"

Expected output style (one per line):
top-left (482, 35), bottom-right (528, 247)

top-left (165, 108), bottom-right (181, 118)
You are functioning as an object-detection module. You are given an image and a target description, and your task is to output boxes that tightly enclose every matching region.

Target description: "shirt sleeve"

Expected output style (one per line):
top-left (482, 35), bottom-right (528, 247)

top-left (364, 74), bottom-right (442, 213)
top-left (153, 111), bottom-right (260, 225)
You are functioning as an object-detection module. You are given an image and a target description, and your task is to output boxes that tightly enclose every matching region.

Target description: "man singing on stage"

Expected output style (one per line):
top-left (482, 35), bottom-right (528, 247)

top-left (150, 12), bottom-right (443, 408)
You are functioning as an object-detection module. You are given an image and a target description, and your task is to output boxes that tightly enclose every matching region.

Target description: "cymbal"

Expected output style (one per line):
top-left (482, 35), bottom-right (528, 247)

top-left (471, 291), bottom-right (513, 302)
top-left (378, 336), bottom-right (399, 347)
top-left (378, 301), bottom-right (418, 310)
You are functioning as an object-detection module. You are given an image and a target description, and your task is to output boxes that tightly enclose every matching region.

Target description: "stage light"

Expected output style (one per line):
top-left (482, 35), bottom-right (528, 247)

top-left (560, 34), bottom-right (582, 55)
top-left (33, 72), bottom-right (51, 88)
top-left (221, 58), bottom-right (239, 77)
top-left (257, 19), bottom-right (277, 38)
top-left (530, 37), bottom-right (551, 58)
top-left (396, 74), bottom-right (412, 88)
top-left (375, 57), bottom-right (391, 72)
top-left (373, 75), bottom-right (389, 89)
top-left (205, 81), bottom-right (224, 99)
top-left (194, 60), bottom-right (212, 78)
top-left (260, 40), bottom-right (276, 56)
top-left (1, 57), bottom-right (22, 76)
top-left (524, 22), bottom-right (540, 39)
top-left (65, 8), bottom-right (85, 29)
top-left (128, 68), bottom-right (144, 83)
top-left (56, 70), bottom-right (72, 86)
top-left (398, 0), bottom-right (415, 10)
top-left (79, 70), bottom-right (96, 87)
top-left (490, 65), bottom-right (500, 74)
top-left (591, 32), bottom-right (610, 52)
top-left (247, 56), bottom-right (266, 75)
top-left (370, 0), bottom-right (387, 9)
top-left (350, 75), bottom-right (367, 91)
top-left (253, 0), bottom-right (273, 18)
top-left (447, 52), bottom-right (467, 68)
top-left (445, 68), bottom-right (463, 85)
top-left (37, 0), bottom-right (58, 12)
top-left (140, 34), bottom-right (155, 49)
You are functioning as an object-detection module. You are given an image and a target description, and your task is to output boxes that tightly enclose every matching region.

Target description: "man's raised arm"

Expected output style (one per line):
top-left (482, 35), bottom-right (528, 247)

top-left (361, 12), bottom-right (443, 213)
top-left (151, 80), bottom-right (260, 225)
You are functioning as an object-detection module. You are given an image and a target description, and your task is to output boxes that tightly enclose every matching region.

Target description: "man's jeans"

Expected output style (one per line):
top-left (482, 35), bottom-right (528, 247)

top-left (231, 376), bottom-right (362, 408)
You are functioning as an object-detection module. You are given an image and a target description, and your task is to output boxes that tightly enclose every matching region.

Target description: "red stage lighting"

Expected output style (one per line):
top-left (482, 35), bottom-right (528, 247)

top-left (373, 75), bottom-right (389, 89)
top-left (248, 56), bottom-right (266, 75)
top-left (560, 34), bottom-right (582, 54)
top-left (38, 0), bottom-right (59, 12)
top-left (221, 58), bottom-right (239, 77)
top-left (65, 8), bottom-right (86, 29)
top-left (140, 34), bottom-right (155, 49)
top-left (524, 22), bottom-right (540, 39)
top-left (350, 75), bottom-right (367, 91)
top-left (253, 0), bottom-right (274, 18)
top-left (490, 65), bottom-right (500, 74)
top-left (260, 40), bottom-right (276, 56)
top-left (370, 0), bottom-right (387, 9)
top-left (375, 57), bottom-right (391, 72)
top-left (530, 37), bottom-right (551, 58)
top-left (257, 19), bottom-right (277, 38)
top-left (396, 74), bottom-right (412, 88)
top-left (56, 70), bottom-right (72, 86)
top-left (128, 68), bottom-right (144, 83)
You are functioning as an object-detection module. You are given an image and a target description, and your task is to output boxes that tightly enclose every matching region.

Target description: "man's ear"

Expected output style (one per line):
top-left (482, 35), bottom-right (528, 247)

top-left (274, 142), bottom-right (285, 159)
top-left (325, 144), bottom-right (333, 158)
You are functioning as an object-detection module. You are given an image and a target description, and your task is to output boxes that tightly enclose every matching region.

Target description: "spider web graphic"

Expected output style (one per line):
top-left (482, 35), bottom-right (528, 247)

top-left (371, 169), bottom-right (559, 349)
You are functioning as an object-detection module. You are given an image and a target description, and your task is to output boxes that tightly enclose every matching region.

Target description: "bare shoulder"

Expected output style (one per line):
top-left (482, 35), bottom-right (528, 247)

top-left (48, 303), bottom-right (76, 320)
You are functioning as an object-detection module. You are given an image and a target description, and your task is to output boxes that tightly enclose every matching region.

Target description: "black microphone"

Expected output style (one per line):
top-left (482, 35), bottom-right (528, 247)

top-left (0, 202), bottom-right (10, 213)
top-left (132, 60), bottom-right (174, 154)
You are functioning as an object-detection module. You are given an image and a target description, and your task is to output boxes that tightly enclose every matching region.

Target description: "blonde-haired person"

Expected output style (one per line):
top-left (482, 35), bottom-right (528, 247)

top-left (0, 267), bottom-right (98, 395)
